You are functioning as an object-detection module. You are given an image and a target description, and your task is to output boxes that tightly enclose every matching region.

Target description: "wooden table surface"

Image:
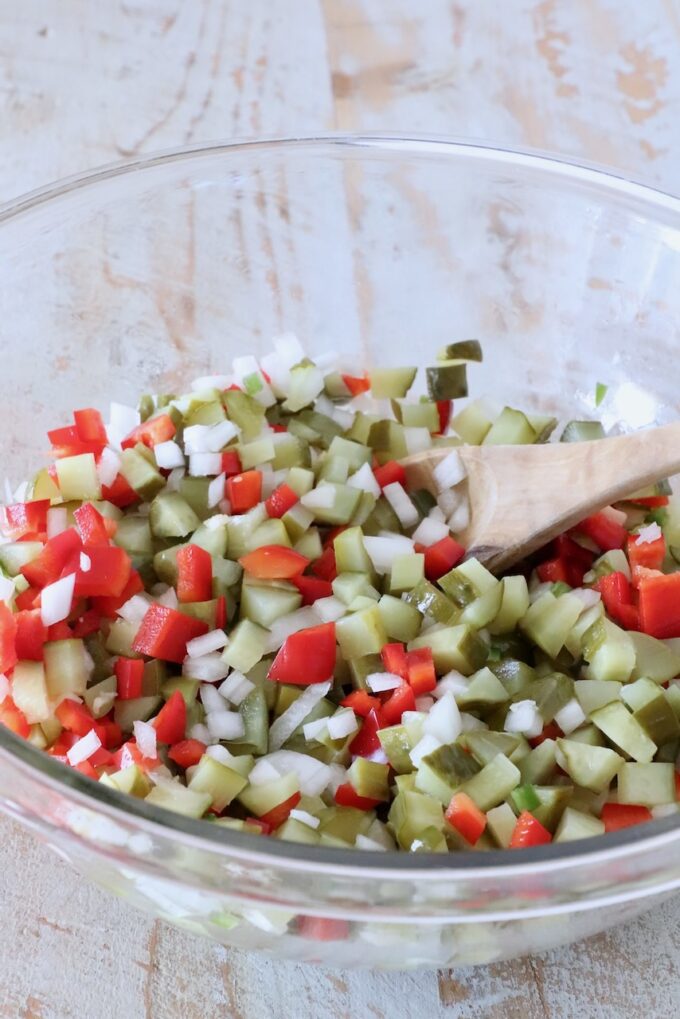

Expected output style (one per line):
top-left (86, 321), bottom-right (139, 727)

top-left (2, 2), bottom-right (680, 1016)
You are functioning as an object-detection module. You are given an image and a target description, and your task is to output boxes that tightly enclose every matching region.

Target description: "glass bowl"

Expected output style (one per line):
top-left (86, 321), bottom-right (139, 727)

top-left (1, 136), bottom-right (680, 969)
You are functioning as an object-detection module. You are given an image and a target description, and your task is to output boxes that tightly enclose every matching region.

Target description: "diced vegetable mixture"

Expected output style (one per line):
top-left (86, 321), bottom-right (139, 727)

top-left (1, 336), bottom-right (679, 853)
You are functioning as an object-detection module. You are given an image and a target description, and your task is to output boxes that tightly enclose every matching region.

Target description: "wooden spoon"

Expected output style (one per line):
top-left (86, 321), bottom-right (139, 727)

top-left (402, 422), bottom-right (680, 574)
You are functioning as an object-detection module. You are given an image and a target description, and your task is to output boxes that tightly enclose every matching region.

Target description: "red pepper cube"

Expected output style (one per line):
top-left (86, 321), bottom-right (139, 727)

top-left (536, 557), bottom-right (570, 584)
top-left (73, 545), bottom-right (132, 599)
top-left (20, 529), bottom-right (82, 589)
top-left (267, 623), bottom-right (337, 686)
top-left (340, 689), bottom-right (382, 718)
top-left (239, 545), bottom-right (309, 580)
top-left (114, 657), bottom-right (145, 700)
top-left (638, 572), bottom-right (680, 638)
top-left (14, 610), bottom-right (48, 661)
top-left (152, 690), bottom-right (187, 745)
top-left (341, 374), bottom-right (370, 397)
top-left (0, 603), bottom-right (18, 674)
top-left (627, 532), bottom-right (666, 572)
top-left (601, 802), bottom-right (653, 833)
top-left (424, 536), bottom-right (465, 581)
top-left (225, 471), bottom-right (262, 513)
top-left (2, 500), bottom-right (50, 539)
top-left (168, 739), bottom-right (207, 769)
top-left (380, 682), bottom-right (416, 726)
top-left (348, 708), bottom-right (384, 757)
top-left (406, 647), bottom-right (437, 695)
top-left (73, 408), bottom-right (108, 445)
top-left (55, 698), bottom-right (96, 737)
top-left (221, 450), bottom-right (243, 477)
top-left (132, 604), bottom-right (209, 663)
top-left (73, 502), bottom-right (110, 546)
top-left (508, 810), bottom-right (552, 848)
top-left (0, 696), bottom-right (30, 738)
top-left (121, 413), bottom-right (176, 451)
top-left (445, 792), bottom-right (487, 845)
top-left (309, 546), bottom-right (337, 582)
top-left (436, 400), bottom-right (452, 434)
top-left (291, 574), bottom-right (333, 605)
top-left (258, 791), bottom-right (301, 830)
top-left (373, 460), bottom-right (407, 490)
top-left (176, 544), bottom-right (213, 603)
top-left (101, 472), bottom-right (139, 508)
top-left (575, 511), bottom-right (627, 552)
top-left (265, 483), bottom-right (299, 519)
top-left (334, 783), bottom-right (381, 811)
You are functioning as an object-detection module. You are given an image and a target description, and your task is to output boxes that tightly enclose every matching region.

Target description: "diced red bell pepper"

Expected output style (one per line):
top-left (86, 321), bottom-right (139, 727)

top-left (176, 544), bottom-right (213, 603)
top-left (528, 721), bottom-right (561, 748)
top-left (221, 450), bottom-right (243, 477)
top-left (215, 594), bottom-right (227, 630)
top-left (73, 408), bottom-right (108, 445)
top-left (554, 533), bottom-right (595, 566)
top-left (536, 557), bottom-right (569, 584)
top-left (0, 603), bottom-right (18, 674)
top-left (56, 698), bottom-right (96, 737)
top-left (373, 460), bottom-right (407, 490)
top-left (2, 500), bottom-right (50, 538)
top-left (380, 682), bottom-right (416, 726)
top-left (424, 536), bottom-right (465, 581)
top-left (153, 690), bottom-right (187, 745)
top-left (73, 503), bottom-right (110, 546)
top-left (47, 425), bottom-right (103, 459)
top-left (406, 647), bottom-right (437, 695)
top-left (265, 483), bottom-right (299, 519)
top-left (267, 623), bottom-right (336, 685)
top-left (47, 621), bottom-right (73, 641)
top-left (381, 642), bottom-right (409, 681)
top-left (595, 571), bottom-right (638, 630)
top-left (91, 568), bottom-right (144, 619)
top-left (225, 470), bottom-right (262, 513)
top-left (101, 472), bottom-right (139, 509)
top-left (334, 783), bottom-right (381, 811)
top-left (239, 545), bottom-right (309, 580)
top-left (291, 574), bottom-right (333, 605)
top-left (629, 495), bottom-right (669, 508)
top-left (675, 770), bottom-right (680, 801)
top-left (114, 657), bottom-right (145, 700)
top-left (341, 374), bottom-right (370, 396)
top-left (73, 545), bottom-right (131, 599)
top-left (132, 604), bottom-right (209, 663)
top-left (0, 696), bottom-right (30, 738)
top-left (309, 546), bottom-right (337, 582)
top-left (20, 529), bottom-right (81, 589)
top-left (111, 740), bottom-right (155, 772)
top-left (72, 760), bottom-right (100, 779)
top-left (168, 739), bottom-right (207, 769)
top-left (348, 708), bottom-right (383, 757)
top-left (244, 816), bottom-right (271, 835)
top-left (72, 608), bottom-right (104, 638)
top-left (340, 689), bottom-right (382, 717)
top-left (14, 586), bottom-right (40, 611)
top-left (638, 572), bottom-right (680, 638)
top-left (627, 532), bottom-right (666, 573)
top-left (258, 791), bottom-right (301, 830)
top-left (575, 511), bottom-right (627, 552)
top-left (14, 610), bottom-right (47, 661)
top-left (445, 792), bottom-right (487, 845)
top-left (121, 413), bottom-right (176, 451)
top-left (98, 718), bottom-right (123, 750)
top-left (436, 400), bottom-right (452, 435)
top-left (509, 811), bottom-right (552, 848)
top-left (601, 802), bottom-right (653, 832)
top-left (297, 915), bottom-right (351, 942)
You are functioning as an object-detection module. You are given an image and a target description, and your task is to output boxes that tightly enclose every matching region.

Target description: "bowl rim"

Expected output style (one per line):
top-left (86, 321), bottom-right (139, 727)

top-left (1, 132), bottom-right (679, 877)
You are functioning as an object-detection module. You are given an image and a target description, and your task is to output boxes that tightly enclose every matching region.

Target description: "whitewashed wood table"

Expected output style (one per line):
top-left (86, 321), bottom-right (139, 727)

top-left (2, 2), bottom-right (680, 1015)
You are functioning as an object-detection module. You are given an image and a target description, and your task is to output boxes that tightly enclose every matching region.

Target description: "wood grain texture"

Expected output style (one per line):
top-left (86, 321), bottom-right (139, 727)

top-left (1, 1), bottom-right (679, 1016)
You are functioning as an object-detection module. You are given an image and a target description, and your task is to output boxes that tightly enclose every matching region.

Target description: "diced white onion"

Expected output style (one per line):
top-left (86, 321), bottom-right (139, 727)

top-left (651, 803), bottom-right (680, 819)
top-left (117, 593), bottom-right (151, 625)
top-left (205, 420), bottom-right (240, 451)
top-left (267, 607), bottom-right (320, 651)
top-left (40, 573), bottom-right (76, 626)
top-left (218, 671), bottom-right (254, 705)
top-left (66, 728), bottom-right (102, 766)
top-left (382, 482), bottom-right (419, 529)
top-left (433, 670), bottom-right (470, 698)
top-left (157, 586), bottom-right (179, 609)
top-left (433, 450), bottom-right (466, 492)
top-left (186, 654), bottom-right (230, 683)
top-left (79, 552), bottom-right (91, 573)
top-left (191, 374), bottom-right (233, 391)
top-left (326, 709), bottom-right (358, 740)
top-left (409, 732), bottom-right (442, 767)
top-left (422, 691), bottom-right (462, 743)
top-left (326, 763), bottom-right (348, 795)
top-left (206, 710), bottom-right (245, 741)
top-left (437, 489), bottom-right (461, 517)
top-left (355, 834), bottom-right (388, 851)
top-left (204, 513), bottom-right (230, 531)
top-left (636, 522), bottom-right (662, 545)
top-left (347, 462), bottom-right (381, 499)
top-left (107, 403), bottom-right (140, 448)
top-left (189, 722), bottom-right (213, 744)
top-left (504, 699), bottom-right (543, 738)
top-left (205, 744), bottom-right (237, 765)
top-left (0, 674), bottom-right (10, 700)
top-left (273, 333), bottom-right (306, 366)
top-left (268, 682), bottom-right (331, 751)
top-left (412, 517), bottom-right (449, 547)
top-left (186, 630), bottom-right (228, 658)
top-left (47, 507), bottom-right (69, 539)
top-left (364, 535), bottom-right (415, 574)
top-left (207, 473), bottom-right (226, 509)
top-left (183, 424), bottom-right (212, 454)
top-left (554, 698), bottom-right (587, 735)
top-left (313, 596), bottom-right (347, 623)
top-left (247, 758), bottom-right (282, 786)
top-left (154, 440), bottom-right (185, 469)
top-left (571, 588), bottom-right (601, 609)
top-left (0, 574), bottom-right (14, 604)
top-left (133, 720), bottom-right (158, 760)
top-left (302, 717), bottom-right (329, 741)
top-left (601, 505), bottom-right (627, 527)
top-left (2, 480), bottom-right (13, 505)
top-left (189, 453), bottom-right (222, 477)
top-left (300, 485), bottom-right (336, 511)
top-left (404, 427), bottom-right (432, 455)
top-left (232, 355), bottom-right (276, 407)
top-left (250, 749), bottom-right (332, 796)
top-left (200, 683), bottom-right (227, 714)
top-left (448, 499), bottom-right (470, 534)
top-left (289, 808), bottom-right (321, 830)
top-left (165, 467), bottom-right (186, 492)
top-left (428, 505), bottom-right (446, 523)
top-left (366, 672), bottom-right (403, 693)
top-left (12, 481), bottom-right (28, 503)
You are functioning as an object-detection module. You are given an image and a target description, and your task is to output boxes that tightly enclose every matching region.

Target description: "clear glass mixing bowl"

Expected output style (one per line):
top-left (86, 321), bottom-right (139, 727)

top-left (1, 136), bottom-right (680, 969)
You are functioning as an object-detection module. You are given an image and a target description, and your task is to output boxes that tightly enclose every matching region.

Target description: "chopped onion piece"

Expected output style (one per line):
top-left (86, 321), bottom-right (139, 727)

top-left (189, 452), bottom-right (222, 477)
top-left (0, 674), bottom-right (11, 700)
top-left (189, 722), bottom-right (213, 744)
top-left (208, 472), bottom-right (226, 509)
top-left (191, 374), bottom-right (233, 391)
top-left (154, 440), bottom-right (185, 469)
top-left (157, 586), bottom-right (179, 609)
top-left (409, 733), bottom-right (442, 767)
top-left (165, 467), bottom-right (186, 492)
top-left (13, 481), bottom-right (28, 503)
top-left (200, 683), bottom-right (226, 714)
top-left (355, 835), bottom-right (388, 851)
top-left (47, 507), bottom-right (69, 539)
top-left (428, 505), bottom-right (446, 522)
top-left (218, 671), bottom-right (255, 705)
top-left (268, 682), bottom-right (331, 751)
top-left (651, 804), bottom-right (680, 819)
top-left (504, 699), bottom-right (543, 738)
top-left (67, 728), bottom-right (102, 766)
top-left (364, 535), bottom-right (415, 574)
top-left (205, 744), bottom-right (237, 765)
top-left (601, 505), bottom-right (627, 527)
top-left (422, 691), bottom-right (462, 743)
top-left (302, 717), bottom-right (329, 741)
top-left (251, 749), bottom-right (332, 795)
top-left (248, 758), bottom-right (283, 786)
top-left (183, 425), bottom-right (212, 454)
top-left (206, 710), bottom-right (245, 741)
top-left (185, 654), bottom-right (230, 683)
top-left (326, 763), bottom-right (348, 795)
top-left (313, 596), bottom-right (347, 624)
top-left (636, 522), bottom-right (662, 545)
top-left (404, 427), bottom-right (432, 456)
top-left (289, 808), bottom-right (320, 829)
top-left (347, 462), bottom-right (381, 499)
top-left (571, 588), bottom-right (601, 609)
top-left (107, 403), bottom-right (140, 448)
top-left (117, 593), bottom-right (151, 625)
top-left (433, 670), bottom-right (470, 698)
top-left (79, 552), bottom-right (91, 573)
top-left (437, 489), bottom-right (460, 517)
top-left (554, 698), bottom-right (587, 735)
top-left (366, 672), bottom-right (403, 693)
top-left (412, 517), bottom-right (449, 547)
top-left (433, 450), bottom-right (466, 492)
top-left (326, 709), bottom-right (358, 740)
top-left (382, 482), bottom-right (419, 529)
top-left (204, 513), bottom-right (230, 531)
top-left (40, 573), bottom-right (75, 626)
top-left (133, 720), bottom-right (158, 760)
top-left (205, 419), bottom-right (240, 451)
top-left (0, 574), bottom-right (15, 604)
top-left (186, 629), bottom-right (228, 658)
top-left (448, 499), bottom-right (470, 534)
top-left (267, 607), bottom-right (320, 651)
